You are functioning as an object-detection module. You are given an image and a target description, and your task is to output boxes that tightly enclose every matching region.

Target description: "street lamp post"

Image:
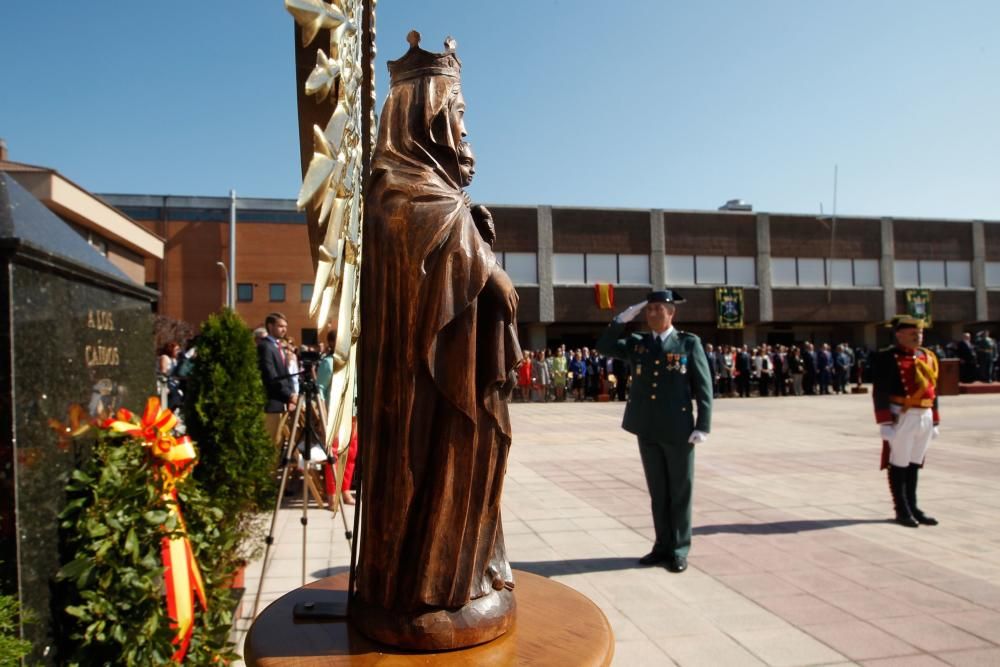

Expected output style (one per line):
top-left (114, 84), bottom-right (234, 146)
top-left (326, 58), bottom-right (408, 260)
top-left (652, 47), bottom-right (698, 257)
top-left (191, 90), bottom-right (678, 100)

top-left (216, 261), bottom-right (230, 309)
top-left (229, 190), bottom-right (237, 310)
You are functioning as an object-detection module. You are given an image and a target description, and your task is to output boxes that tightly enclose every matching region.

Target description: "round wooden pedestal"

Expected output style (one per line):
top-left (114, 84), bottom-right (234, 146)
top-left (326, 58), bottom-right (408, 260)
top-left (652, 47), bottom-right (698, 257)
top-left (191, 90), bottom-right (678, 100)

top-left (245, 570), bottom-right (614, 666)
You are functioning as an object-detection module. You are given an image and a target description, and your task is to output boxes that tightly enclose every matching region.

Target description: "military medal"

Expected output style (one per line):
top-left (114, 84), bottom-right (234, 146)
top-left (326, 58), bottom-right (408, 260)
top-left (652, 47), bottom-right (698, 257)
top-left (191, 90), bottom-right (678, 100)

top-left (680, 355), bottom-right (688, 374)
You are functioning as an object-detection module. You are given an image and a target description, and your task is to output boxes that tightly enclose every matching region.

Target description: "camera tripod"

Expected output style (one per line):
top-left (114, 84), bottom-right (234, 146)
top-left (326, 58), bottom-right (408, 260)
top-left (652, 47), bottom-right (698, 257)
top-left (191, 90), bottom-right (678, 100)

top-left (251, 367), bottom-right (354, 619)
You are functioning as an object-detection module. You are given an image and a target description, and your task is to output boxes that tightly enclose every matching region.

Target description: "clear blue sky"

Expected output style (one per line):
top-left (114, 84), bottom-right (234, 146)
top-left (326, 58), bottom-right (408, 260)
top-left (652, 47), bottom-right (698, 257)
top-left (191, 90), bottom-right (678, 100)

top-left (2, 1), bottom-right (998, 219)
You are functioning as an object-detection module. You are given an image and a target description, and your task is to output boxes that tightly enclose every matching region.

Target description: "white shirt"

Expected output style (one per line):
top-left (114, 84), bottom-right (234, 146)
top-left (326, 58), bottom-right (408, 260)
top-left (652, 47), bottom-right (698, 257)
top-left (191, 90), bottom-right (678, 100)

top-left (652, 326), bottom-right (675, 346)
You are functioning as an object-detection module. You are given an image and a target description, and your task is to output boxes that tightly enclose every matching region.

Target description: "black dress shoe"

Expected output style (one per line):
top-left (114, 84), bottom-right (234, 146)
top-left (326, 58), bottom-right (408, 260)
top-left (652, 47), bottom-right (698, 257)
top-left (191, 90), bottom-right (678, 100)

top-left (667, 557), bottom-right (687, 573)
top-left (913, 511), bottom-right (938, 526)
top-left (894, 515), bottom-right (920, 528)
top-left (638, 551), bottom-right (669, 566)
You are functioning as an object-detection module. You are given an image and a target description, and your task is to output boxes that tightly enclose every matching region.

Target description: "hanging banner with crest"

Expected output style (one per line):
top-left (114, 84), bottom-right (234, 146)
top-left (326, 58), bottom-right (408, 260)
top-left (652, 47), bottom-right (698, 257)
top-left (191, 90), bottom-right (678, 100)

top-left (905, 289), bottom-right (932, 327)
top-left (716, 287), bottom-right (744, 330)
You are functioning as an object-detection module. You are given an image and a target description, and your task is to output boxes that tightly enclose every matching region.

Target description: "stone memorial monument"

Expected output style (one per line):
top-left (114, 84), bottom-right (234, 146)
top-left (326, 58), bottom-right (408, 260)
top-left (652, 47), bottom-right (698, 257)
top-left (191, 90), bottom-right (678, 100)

top-left (0, 173), bottom-right (156, 663)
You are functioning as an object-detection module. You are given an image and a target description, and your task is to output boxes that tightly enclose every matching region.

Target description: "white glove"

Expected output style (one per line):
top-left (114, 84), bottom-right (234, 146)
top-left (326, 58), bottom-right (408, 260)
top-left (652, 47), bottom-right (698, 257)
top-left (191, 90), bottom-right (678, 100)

top-left (932, 426), bottom-right (940, 440)
top-left (688, 430), bottom-right (708, 445)
top-left (615, 301), bottom-right (648, 324)
top-left (879, 424), bottom-right (895, 441)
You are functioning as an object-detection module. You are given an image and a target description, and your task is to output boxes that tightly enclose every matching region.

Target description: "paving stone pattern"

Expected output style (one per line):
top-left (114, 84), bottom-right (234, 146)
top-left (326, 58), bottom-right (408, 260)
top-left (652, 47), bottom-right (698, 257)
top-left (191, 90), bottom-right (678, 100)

top-left (236, 393), bottom-right (1000, 666)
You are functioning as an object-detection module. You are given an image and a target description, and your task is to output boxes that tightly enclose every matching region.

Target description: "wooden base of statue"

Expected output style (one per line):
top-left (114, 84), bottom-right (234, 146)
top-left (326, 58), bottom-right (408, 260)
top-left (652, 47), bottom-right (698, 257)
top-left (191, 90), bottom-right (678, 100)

top-left (244, 570), bottom-right (614, 666)
top-left (350, 586), bottom-right (514, 649)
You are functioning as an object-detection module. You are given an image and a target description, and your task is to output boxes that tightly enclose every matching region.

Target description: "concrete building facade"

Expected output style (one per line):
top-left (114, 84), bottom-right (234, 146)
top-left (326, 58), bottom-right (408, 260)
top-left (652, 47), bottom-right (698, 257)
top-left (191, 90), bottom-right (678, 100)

top-left (98, 193), bottom-right (1000, 350)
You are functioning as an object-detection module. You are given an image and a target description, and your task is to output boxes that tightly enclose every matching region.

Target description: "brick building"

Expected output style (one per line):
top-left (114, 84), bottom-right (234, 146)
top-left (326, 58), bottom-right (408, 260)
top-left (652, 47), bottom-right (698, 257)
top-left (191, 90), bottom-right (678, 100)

top-left (0, 151), bottom-right (163, 284)
top-left (99, 193), bottom-right (1000, 350)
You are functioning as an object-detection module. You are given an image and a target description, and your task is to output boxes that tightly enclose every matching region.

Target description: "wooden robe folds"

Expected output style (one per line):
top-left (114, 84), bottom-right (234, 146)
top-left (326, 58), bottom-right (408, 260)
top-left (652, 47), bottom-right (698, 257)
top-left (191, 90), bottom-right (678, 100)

top-left (354, 32), bottom-right (522, 650)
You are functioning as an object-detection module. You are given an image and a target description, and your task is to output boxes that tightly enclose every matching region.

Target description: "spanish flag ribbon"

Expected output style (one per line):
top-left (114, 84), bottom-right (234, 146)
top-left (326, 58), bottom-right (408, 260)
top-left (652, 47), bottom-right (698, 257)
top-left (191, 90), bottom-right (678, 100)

top-left (104, 397), bottom-right (207, 662)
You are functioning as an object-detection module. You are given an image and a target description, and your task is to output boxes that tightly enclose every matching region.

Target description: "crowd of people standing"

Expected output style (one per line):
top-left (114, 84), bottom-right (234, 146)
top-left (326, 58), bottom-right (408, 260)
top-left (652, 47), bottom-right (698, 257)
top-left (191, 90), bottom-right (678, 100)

top-left (513, 329), bottom-right (1000, 404)
top-left (513, 340), bottom-right (872, 402)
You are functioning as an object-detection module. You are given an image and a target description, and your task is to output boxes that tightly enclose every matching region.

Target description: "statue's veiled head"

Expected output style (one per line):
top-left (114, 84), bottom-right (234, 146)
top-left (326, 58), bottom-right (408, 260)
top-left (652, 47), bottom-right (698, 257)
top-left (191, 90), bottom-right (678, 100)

top-left (377, 31), bottom-right (467, 188)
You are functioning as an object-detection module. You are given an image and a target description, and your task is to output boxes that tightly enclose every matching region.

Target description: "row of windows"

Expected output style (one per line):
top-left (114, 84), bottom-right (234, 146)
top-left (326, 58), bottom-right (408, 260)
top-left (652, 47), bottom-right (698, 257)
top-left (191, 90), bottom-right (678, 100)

top-left (666, 255), bottom-right (757, 286)
top-left (237, 283), bottom-right (314, 303)
top-left (894, 260), bottom-right (971, 288)
top-left (234, 260), bottom-right (1000, 299)
top-left (551, 253), bottom-right (651, 285)
top-left (771, 258), bottom-right (881, 288)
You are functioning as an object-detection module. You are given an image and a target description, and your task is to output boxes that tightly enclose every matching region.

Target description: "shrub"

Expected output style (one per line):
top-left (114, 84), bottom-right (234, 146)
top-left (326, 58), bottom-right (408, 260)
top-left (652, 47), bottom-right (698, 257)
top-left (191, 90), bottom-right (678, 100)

top-left (183, 308), bottom-right (276, 561)
top-left (0, 590), bottom-right (32, 665)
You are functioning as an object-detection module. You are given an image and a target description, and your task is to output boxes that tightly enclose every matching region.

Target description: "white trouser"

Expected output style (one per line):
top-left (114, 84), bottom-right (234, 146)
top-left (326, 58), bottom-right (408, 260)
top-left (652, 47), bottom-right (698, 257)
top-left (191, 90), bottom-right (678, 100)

top-left (888, 407), bottom-right (933, 467)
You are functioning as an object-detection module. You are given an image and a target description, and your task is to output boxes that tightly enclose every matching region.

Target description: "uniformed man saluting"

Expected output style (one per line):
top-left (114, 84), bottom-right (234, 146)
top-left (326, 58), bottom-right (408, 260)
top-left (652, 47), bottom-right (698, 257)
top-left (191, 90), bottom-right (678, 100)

top-left (872, 315), bottom-right (940, 528)
top-left (597, 290), bottom-right (712, 573)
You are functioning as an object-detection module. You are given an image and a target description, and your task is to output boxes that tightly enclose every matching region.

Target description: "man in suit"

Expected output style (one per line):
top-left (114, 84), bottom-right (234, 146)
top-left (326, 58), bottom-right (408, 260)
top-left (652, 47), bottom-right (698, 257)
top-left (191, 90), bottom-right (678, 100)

top-left (736, 344), bottom-right (752, 397)
top-left (872, 316), bottom-right (940, 527)
top-left (258, 312), bottom-right (297, 444)
top-left (802, 342), bottom-right (817, 395)
top-left (817, 343), bottom-right (832, 394)
top-left (957, 332), bottom-right (979, 383)
top-left (597, 290), bottom-right (713, 573)
top-left (704, 343), bottom-right (720, 398)
top-left (772, 345), bottom-right (788, 396)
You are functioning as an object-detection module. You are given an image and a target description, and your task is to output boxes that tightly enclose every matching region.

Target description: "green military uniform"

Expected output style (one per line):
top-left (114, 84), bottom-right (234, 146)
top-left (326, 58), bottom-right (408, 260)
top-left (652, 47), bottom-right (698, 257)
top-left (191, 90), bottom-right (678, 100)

top-left (597, 307), bottom-right (712, 564)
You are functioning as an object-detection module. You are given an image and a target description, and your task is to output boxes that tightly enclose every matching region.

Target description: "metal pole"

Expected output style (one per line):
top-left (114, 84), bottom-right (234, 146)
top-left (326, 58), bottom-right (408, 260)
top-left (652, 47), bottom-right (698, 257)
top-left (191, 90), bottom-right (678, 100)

top-left (229, 189), bottom-right (237, 309)
top-left (216, 261), bottom-right (229, 309)
top-left (827, 166), bottom-right (838, 305)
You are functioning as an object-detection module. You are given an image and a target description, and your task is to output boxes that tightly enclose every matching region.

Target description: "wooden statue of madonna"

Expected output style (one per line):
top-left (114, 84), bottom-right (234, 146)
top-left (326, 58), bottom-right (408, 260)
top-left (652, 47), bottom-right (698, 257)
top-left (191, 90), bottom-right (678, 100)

top-left (353, 31), bottom-right (522, 650)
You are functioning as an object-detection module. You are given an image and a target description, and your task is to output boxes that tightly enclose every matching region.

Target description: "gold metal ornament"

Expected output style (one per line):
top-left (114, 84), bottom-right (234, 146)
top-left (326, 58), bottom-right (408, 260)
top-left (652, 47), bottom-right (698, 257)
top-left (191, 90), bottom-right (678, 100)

top-left (285, 0), bottom-right (368, 452)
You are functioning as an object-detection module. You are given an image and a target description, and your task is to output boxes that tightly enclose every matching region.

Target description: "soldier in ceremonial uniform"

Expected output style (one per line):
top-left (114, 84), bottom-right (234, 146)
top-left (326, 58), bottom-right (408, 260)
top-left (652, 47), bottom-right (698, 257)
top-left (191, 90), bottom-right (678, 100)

top-left (872, 315), bottom-right (940, 528)
top-left (597, 290), bottom-right (712, 573)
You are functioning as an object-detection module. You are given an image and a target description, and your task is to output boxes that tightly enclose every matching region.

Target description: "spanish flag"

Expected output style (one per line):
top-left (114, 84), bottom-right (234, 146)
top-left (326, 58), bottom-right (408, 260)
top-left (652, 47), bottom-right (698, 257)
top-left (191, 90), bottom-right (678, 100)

top-left (595, 283), bottom-right (615, 309)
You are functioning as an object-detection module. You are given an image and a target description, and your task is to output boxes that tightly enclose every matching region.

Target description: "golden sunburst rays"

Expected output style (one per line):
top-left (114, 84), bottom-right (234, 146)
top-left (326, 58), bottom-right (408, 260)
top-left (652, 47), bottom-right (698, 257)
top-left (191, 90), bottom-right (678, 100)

top-left (285, 0), bottom-right (367, 450)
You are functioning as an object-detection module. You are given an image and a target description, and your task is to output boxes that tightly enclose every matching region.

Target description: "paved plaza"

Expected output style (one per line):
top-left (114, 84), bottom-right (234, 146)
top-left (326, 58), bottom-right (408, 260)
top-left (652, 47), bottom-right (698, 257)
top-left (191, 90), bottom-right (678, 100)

top-left (237, 393), bottom-right (1000, 666)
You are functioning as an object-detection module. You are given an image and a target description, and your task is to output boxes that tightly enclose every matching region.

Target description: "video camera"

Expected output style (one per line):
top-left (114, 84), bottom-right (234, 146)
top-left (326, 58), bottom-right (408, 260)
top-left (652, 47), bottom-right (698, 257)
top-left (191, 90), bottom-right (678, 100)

top-left (297, 347), bottom-right (321, 368)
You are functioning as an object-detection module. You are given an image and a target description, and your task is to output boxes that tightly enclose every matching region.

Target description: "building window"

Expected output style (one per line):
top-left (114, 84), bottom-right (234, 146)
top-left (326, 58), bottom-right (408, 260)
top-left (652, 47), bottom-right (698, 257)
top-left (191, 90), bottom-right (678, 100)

top-left (695, 256), bottom-right (725, 285)
top-left (796, 258), bottom-right (825, 286)
top-left (854, 259), bottom-right (880, 287)
top-left (555, 253), bottom-right (653, 285)
top-left (895, 259), bottom-right (972, 288)
top-left (726, 257), bottom-right (756, 286)
top-left (618, 254), bottom-right (650, 284)
top-left (986, 261), bottom-right (1000, 287)
top-left (503, 252), bottom-right (538, 284)
top-left (664, 255), bottom-right (695, 285)
top-left (553, 253), bottom-right (585, 284)
top-left (945, 260), bottom-right (972, 288)
top-left (301, 283), bottom-right (314, 302)
top-left (237, 283), bottom-right (254, 302)
top-left (771, 258), bottom-right (797, 287)
top-left (826, 259), bottom-right (853, 287)
top-left (585, 254), bottom-right (617, 284)
top-left (269, 283), bottom-right (286, 302)
top-left (919, 260), bottom-right (946, 288)
top-left (665, 254), bottom-right (755, 286)
top-left (894, 260), bottom-right (919, 287)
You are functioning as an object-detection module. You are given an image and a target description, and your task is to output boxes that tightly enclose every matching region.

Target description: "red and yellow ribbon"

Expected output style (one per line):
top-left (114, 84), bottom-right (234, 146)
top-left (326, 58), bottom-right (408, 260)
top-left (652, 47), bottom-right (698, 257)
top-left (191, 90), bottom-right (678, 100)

top-left (105, 397), bottom-right (207, 662)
